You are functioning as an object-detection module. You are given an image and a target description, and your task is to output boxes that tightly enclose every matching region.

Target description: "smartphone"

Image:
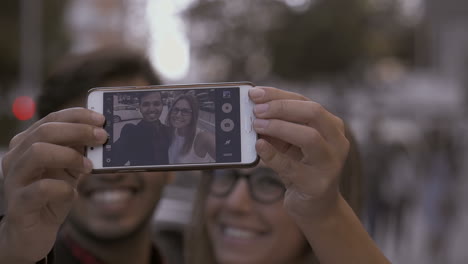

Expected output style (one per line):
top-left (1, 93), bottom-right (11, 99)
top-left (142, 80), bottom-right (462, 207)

top-left (86, 82), bottom-right (259, 173)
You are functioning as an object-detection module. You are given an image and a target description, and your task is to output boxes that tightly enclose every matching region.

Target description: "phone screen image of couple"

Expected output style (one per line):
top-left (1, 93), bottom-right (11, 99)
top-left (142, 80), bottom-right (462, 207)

top-left (102, 87), bottom-right (241, 167)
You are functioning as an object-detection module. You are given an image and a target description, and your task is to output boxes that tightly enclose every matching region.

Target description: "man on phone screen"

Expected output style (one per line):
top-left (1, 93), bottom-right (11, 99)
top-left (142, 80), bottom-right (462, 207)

top-left (112, 91), bottom-right (171, 166)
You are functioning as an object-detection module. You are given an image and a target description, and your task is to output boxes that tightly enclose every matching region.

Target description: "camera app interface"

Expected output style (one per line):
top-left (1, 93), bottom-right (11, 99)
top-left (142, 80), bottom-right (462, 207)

top-left (102, 87), bottom-right (241, 167)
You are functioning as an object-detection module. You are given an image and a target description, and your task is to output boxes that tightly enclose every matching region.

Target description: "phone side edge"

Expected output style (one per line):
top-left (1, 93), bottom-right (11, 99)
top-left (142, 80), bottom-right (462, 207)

top-left (86, 90), bottom-right (105, 169)
top-left (239, 84), bottom-right (258, 165)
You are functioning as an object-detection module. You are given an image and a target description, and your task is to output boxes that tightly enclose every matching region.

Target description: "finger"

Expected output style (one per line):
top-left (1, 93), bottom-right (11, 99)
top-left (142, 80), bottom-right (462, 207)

top-left (44, 168), bottom-right (86, 190)
top-left (8, 142), bottom-right (92, 187)
top-left (9, 108), bottom-right (105, 149)
top-left (255, 138), bottom-right (294, 187)
top-left (249, 86), bottom-right (308, 104)
top-left (279, 143), bottom-right (304, 161)
top-left (254, 118), bottom-right (325, 151)
top-left (18, 122), bottom-right (106, 153)
top-left (3, 123), bottom-right (106, 175)
top-left (7, 178), bottom-right (77, 226)
top-left (261, 135), bottom-right (304, 161)
top-left (259, 135), bottom-right (289, 152)
top-left (254, 119), bottom-right (342, 165)
top-left (257, 138), bottom-right (341, 201)
top-left (254, 100), bottom-right (345, 142)
top-left (254, 115), bottom-right (348, 157)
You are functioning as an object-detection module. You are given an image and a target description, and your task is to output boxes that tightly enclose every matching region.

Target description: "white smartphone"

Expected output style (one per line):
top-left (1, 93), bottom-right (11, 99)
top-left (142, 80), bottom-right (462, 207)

top-left (86, 82), bottom-right (259, 173)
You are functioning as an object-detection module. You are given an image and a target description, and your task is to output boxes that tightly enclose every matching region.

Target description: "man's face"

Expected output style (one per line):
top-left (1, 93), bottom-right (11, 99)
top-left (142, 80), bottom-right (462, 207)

top-left (140, 92), bottom-right (163, 122)
top-left (67, 171), bottom-right (168, 242)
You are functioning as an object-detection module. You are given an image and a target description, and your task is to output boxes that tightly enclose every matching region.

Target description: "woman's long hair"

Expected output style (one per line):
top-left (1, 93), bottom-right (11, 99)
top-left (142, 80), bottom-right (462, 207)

top-left (184, 125), bottom-right (363, 264)
top-left (166, 93), bottom-right (199, 155)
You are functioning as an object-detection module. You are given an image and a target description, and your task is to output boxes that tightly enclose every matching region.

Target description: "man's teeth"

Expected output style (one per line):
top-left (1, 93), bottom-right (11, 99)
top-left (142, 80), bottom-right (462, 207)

top-left (91, 190), bottom-right (132, 203)
top-left (224, 227), bottom-right (256, 239)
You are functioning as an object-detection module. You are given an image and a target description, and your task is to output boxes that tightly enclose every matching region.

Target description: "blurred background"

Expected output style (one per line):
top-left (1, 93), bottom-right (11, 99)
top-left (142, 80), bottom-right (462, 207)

top-left (1, 0), bottom-right (468, 263)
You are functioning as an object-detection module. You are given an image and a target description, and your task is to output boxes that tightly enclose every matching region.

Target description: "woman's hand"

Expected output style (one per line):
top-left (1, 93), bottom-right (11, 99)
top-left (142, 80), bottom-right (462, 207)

top-left (249, 86), bottom-right (391, 264)
top-left (249, 87), bottom-right (349, 220)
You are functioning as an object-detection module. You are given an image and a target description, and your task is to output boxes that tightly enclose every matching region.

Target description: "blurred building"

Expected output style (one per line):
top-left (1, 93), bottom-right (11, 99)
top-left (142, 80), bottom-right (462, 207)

top-left (0, 0), bottom-right (152, 146)
top-left (426, 0), bottom-right (468, 81)
top-left (65, 0), bottom-right (149, 53)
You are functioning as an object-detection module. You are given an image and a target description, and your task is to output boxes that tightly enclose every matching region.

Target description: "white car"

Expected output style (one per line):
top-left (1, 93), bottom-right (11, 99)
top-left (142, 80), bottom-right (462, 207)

top-left (113, 104), bottom-right (142, 122)
top-left (200, 101), bottom-right (215, 112)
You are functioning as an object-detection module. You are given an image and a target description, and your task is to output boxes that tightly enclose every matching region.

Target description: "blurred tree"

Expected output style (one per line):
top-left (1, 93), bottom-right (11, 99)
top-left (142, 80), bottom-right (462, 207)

top-left (0, 0), bottom-right (69, 94)
top-left (0, 0), bottom-right (21, 91)
top-left (185, 0), bottom-right (287, 82)
top-left (0, 0), bottom-right (70, 146)
top-left (185, 0), bottom-right (417, 83)
top-left (268, 0), bottom-right (368, 80)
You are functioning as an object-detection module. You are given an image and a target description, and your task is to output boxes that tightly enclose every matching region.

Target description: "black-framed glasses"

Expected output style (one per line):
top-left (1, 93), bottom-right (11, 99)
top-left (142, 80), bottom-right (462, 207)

top-left (209, 168), bottom-right (286, 204)
top-left (171, 107), bottom-right (192, 116)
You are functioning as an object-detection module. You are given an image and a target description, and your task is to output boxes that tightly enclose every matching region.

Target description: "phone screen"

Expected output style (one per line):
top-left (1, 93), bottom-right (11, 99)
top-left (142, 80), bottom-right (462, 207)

top-left (101, 87), bottom-right (241, 167)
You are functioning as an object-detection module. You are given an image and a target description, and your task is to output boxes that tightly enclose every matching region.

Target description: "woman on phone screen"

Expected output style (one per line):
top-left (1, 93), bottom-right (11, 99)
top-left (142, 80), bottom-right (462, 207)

top-left (166, 93), bottom-right (215, 164)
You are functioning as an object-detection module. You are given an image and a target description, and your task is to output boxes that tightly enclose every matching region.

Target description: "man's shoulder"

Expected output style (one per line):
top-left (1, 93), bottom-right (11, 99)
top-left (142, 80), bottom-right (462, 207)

top-left (120, 122), bottom-right (141, 135)
top-left (160, 123), bottom-right (172, 139)
top-left (160, 123), bottom-right (170, 131)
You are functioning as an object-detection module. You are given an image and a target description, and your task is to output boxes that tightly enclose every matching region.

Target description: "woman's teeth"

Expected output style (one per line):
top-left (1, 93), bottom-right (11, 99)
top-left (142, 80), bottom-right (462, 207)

top-left (224, 227), bottom-right (257, 239)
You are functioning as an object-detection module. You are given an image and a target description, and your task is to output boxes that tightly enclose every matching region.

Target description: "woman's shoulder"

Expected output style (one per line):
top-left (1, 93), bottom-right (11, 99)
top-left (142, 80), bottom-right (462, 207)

top-left (193, 129), bottom-right (215, 161)
top-left (194, 130), bottom-right (210, 145)
top-left (195, 128), bottom-right (210, 138)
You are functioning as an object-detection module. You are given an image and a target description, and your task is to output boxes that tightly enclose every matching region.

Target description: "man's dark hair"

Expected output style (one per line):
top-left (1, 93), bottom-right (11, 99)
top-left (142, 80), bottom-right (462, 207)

top-left (38, 47), bottom-right (161, 118)
top-left (137, 90), bottom-right (162, 105)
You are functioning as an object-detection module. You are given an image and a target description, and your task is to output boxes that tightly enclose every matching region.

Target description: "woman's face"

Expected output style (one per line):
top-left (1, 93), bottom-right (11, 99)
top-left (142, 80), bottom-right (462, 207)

top-left (205, 166), bottom-right (307, 264)
top-left (170, 99), bottom-right (192, 129)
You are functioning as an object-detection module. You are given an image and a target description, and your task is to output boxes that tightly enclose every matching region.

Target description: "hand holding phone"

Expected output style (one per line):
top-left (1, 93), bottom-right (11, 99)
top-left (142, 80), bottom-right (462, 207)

top-left (0, 108), bottom-right (105, 263)
top-left (86, 82), bottom-right (258, 172)
top-left (250, 86), bottom-right (349, 220)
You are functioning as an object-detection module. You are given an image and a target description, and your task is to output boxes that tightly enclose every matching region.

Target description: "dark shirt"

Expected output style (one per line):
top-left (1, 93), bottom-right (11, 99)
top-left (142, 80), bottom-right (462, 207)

top-left (0, 215), bottom-right (173, 264)
top-left (52, 233), bottom-right (166, 264)
top-left (111, 120), bottom-right (171, 166)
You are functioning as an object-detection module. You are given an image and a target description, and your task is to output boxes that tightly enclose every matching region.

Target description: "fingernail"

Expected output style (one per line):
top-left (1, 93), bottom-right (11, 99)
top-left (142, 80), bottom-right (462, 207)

top-left (94, 128), bottom-right (108, 141)
top-left (249, 88), bottom-right (265, 100)
top-left (83, 158), bottom-right (93, 173)
top-left (253, 119), bottom-right (269, 130)
top-left (254, 104), bottom-right (269, 115)
top-left (92, 112), bottom-right (105, 124)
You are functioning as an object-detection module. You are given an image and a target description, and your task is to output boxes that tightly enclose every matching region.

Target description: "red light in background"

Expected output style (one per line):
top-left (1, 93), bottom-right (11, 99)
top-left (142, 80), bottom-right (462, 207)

top-left (12, 96), bottom-right (36, 121)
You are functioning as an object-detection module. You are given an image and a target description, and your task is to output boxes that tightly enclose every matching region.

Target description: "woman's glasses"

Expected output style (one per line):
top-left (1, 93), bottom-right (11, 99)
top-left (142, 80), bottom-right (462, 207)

top-left (209, 168), bottom-right (285, 204)
top-left (171, 107), bottom-right (192, 116)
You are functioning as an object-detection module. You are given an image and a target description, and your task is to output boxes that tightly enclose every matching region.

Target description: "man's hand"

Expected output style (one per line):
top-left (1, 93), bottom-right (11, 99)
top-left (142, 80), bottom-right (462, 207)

top-left (0, 108), bottom-right (107, 263)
